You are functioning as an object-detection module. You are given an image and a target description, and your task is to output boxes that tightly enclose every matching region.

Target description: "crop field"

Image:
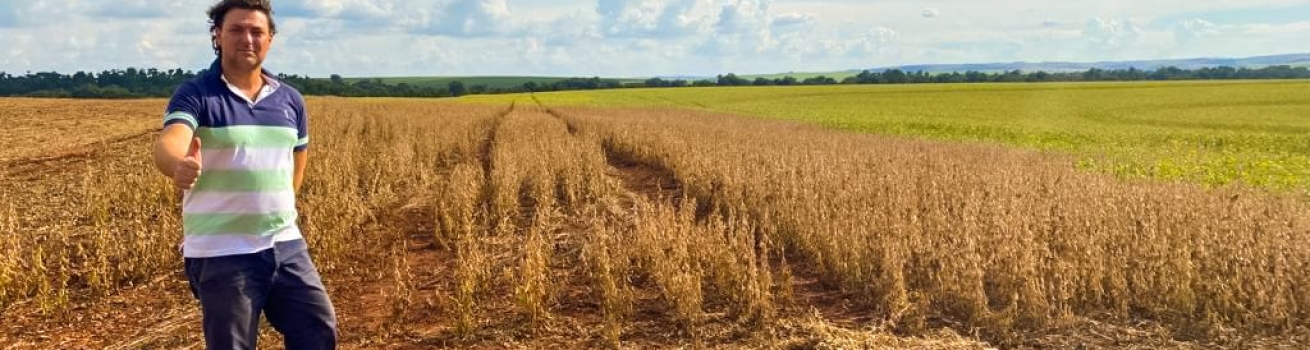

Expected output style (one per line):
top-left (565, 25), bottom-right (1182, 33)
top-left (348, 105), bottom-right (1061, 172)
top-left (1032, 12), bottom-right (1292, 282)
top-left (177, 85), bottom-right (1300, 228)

top-left (468, 80), bottom-right (1310, 192)
top-left (3, 80), bottom-right (1310, 349)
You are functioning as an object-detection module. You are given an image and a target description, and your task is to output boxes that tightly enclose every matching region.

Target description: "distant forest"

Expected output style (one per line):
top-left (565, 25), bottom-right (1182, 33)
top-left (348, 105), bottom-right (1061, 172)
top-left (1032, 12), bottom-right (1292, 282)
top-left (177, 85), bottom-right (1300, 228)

top-left (1, 65), bottom-right (1307, 99)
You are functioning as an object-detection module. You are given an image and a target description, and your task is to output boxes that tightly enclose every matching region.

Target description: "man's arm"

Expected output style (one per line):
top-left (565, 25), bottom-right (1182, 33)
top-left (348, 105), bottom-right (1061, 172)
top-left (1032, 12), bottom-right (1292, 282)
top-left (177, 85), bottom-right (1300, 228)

top-left (153, 124), bottom-right (194, 178)
top-left (293, 149), bottom-right (308, 194)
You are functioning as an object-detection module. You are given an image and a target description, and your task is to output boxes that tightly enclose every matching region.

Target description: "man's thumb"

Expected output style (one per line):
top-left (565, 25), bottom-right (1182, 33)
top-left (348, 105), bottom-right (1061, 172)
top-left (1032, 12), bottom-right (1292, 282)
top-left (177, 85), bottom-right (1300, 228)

top-left (186, 137), bottom-right (202, 160)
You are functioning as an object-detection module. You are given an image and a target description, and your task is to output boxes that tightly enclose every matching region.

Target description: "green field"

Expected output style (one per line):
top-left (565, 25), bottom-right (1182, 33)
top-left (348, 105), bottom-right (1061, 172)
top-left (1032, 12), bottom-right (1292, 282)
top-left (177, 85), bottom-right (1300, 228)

top-left (463, 80), bottom-right (1310, 193)
top-left (335, 76), bottom-right (644, 89)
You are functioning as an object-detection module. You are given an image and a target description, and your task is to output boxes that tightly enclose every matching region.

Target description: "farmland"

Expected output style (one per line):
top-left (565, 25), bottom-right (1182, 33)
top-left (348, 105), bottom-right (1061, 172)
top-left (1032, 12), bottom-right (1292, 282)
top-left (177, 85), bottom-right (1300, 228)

top-left (466, 80), bottom-right (1310, 192)
top-left (3, 80), bottom-right (1310, 349)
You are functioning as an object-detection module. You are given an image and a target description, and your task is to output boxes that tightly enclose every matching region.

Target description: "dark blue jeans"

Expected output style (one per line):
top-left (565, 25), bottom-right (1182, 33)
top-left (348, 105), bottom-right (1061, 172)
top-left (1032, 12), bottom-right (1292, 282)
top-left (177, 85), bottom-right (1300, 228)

top-left (185, 239), bottom-right (338, 350)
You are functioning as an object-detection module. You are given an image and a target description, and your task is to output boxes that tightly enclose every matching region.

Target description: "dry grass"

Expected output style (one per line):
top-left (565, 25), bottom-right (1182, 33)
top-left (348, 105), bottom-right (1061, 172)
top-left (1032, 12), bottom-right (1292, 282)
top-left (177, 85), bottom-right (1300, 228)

top-left (0, 97), bottom-right (505, 327)
top-left (554, 104), bottom-right (1310, 346)
top-left (3, 97), bottom-right (1309, 349)
top-left (775, 311), bottom-right (994, 350)
top-left (0, 98), bottom-right (176, 313)
top-left (0, 98), bottom-right (159, 163)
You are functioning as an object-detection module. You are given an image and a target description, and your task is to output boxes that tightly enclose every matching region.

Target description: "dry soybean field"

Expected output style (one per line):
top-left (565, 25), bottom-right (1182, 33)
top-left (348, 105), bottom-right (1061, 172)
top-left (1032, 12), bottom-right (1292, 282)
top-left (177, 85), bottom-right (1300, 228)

top-left (3, 81), bottom-right (1310, 349)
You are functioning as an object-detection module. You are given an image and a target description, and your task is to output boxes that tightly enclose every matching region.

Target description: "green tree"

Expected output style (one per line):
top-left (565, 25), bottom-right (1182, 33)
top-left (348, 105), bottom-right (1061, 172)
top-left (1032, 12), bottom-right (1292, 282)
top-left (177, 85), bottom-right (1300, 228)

top-left (448, 81), bottom-right (467, 97)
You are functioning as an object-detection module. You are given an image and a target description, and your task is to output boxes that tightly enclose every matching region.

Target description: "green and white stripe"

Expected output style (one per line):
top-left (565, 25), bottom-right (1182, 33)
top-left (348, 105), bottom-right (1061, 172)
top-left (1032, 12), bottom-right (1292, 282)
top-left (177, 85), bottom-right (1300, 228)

top-left (197, 126), bottom-right (299, 149)
top-left (183, 211), bottom-right (299, 236)
top-left (183, 228), bottom-right (300, 257)
top-left (164, 112), bottom-right (198, 129)
top-left (183, 191), bottom-right (297, 214)
top-left (181, 124), bottom-right (303, 257)
top-left (198, 148), bottom-right (295, 171)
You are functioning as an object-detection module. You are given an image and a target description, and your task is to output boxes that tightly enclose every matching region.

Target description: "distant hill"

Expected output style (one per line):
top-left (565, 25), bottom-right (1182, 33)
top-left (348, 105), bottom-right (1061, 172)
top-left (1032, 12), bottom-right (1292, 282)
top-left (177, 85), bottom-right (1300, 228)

top-left (878, 53), bottom-right (1310, 74)
top-left (737, 71), bottom-right (862, 81)
top-left (331, 53), bottom-right (1310, 87)
top-left (653, 71), bottom-right (861, 82)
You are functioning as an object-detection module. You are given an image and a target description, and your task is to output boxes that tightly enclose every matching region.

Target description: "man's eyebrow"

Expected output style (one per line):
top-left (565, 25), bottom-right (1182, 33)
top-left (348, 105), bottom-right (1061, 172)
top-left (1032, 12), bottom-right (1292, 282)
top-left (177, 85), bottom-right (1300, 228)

top-left (227, 23), bottom-right (268, 30)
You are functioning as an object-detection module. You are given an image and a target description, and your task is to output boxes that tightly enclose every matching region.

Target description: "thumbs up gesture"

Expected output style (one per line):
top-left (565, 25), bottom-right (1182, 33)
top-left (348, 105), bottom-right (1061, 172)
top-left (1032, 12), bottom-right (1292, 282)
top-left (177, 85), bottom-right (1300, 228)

top-left (175, 137), bottom-right (203, 190)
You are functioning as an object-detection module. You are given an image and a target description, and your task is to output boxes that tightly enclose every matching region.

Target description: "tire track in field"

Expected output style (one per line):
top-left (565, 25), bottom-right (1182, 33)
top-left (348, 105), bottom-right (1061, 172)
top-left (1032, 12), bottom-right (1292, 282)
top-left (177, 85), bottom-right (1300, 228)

top-left (599, 142), bottom-right (686, 211)
top-left (528, 95), bottom-right (686, 210)
top-left (478, 101), bottom-right (514, 183)
top-left (519, 95), bottom-right (701, 346)
top-left (330, 103), bottom-right (512, 348)
top-left (0, 129), bottom-right (154, 179)
top-left (520, 100), bottom-right (902, 342)
top-left (531, 94), bottom-right (580, 136)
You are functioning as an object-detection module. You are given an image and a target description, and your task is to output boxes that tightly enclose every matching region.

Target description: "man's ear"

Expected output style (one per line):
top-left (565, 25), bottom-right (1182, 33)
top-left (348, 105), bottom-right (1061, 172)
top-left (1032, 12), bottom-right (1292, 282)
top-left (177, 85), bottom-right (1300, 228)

top-left (211, 30), bottom-right (220, 56)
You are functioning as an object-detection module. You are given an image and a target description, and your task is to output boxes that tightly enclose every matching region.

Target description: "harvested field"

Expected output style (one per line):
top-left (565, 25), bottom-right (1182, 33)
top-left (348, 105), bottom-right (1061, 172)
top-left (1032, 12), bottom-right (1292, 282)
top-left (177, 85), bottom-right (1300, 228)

top-left (3, 91), bottom-right (1308, 349)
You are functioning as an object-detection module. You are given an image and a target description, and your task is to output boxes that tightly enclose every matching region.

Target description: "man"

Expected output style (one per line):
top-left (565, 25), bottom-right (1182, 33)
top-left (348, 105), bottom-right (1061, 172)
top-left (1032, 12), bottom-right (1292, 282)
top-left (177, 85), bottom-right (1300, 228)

top-left (152, 1), bottom-right (337, 349)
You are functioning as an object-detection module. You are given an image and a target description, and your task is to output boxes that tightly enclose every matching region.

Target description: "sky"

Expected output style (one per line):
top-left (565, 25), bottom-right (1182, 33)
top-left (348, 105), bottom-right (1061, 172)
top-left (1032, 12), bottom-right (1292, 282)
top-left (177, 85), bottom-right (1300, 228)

top-left (1, 0), bottom-right (1309, 78)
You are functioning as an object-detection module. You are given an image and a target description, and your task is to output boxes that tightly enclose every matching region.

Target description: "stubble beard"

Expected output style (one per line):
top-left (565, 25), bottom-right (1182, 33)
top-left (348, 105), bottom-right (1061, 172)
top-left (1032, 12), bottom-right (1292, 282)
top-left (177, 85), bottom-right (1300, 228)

top-left (222, 49), bottom-right (264, 73)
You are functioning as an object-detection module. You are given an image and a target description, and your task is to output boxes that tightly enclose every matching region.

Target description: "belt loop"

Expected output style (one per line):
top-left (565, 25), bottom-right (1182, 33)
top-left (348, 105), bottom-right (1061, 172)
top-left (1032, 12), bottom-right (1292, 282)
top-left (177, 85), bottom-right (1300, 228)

top-left (266, 245), bottom-right (278, 267)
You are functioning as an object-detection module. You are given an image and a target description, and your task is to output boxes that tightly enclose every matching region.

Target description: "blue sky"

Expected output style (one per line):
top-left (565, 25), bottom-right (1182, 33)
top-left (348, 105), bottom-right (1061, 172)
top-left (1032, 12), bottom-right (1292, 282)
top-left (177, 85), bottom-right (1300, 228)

top-left (1, 0), bottom-right (1308, 78)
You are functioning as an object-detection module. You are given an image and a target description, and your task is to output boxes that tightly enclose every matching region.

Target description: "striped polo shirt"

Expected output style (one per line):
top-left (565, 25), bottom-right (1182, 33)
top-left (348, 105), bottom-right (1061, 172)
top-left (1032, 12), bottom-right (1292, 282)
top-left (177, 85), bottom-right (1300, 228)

top-left (164, 60), bottom-right (309, 258)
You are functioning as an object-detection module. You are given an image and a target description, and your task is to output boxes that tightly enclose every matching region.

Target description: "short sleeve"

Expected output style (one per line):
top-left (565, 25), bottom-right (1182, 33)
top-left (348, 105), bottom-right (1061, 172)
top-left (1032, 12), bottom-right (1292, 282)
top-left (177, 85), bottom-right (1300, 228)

top-left (292, 91), bottom-right (309, 152)
top-left (164, 82), bottom-right (202, 130)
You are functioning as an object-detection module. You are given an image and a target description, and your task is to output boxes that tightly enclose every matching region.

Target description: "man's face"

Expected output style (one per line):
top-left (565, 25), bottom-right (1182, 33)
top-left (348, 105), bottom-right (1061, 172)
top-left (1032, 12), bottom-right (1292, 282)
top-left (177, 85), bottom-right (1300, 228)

top-left (215, 8), bottom-right (273, 71)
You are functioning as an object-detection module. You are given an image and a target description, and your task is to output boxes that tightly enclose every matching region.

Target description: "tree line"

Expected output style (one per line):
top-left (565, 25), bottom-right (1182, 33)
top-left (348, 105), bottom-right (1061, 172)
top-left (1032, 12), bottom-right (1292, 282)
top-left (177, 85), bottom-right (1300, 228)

top-left (1, 65), bottom-right (1307, 99)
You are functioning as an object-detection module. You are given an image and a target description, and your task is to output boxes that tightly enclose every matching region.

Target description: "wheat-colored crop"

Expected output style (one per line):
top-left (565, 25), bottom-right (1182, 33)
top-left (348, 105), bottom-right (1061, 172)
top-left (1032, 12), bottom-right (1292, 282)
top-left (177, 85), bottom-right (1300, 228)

top-left (5, 94), bottom-right (1309, 348)
top-left (554, 104), bottom-right (1310, 344)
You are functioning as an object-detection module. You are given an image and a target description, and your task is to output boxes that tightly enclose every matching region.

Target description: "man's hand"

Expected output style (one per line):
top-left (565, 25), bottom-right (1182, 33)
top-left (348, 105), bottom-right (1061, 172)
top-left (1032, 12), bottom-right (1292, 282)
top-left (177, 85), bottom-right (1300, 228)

top-left (175, 137), bottom-right (203, 190)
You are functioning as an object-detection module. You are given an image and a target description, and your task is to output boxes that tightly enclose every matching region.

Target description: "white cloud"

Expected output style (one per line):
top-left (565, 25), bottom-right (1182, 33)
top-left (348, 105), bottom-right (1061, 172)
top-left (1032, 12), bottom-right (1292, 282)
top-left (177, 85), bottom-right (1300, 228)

top-left (701, 0), bottom-right (820, 57)
top-left (1084, 18), bottom-right (1142, 50)
top-left (0, 33), bottom-right (33, 71)
top-left (1164, 20), bottom-right (1310, 58)
top-left (1, 1), bottom-right (85, 27)
top-left (818, 26), bottom-right (899, 59)
top-left (596, 0), bottom-right (715, 38)
top-left (94, 0), bottom-right (186, 18)
top-left (1174, 18), bottom-right (1220, 45)
top-left (0, 18), bottom-right (211, 75)
top-left (1, 1), bottom-right (1308, 78)
top-left (413, 0), bottom-right (513, 37)
top-left (772, 13), bottom-right (814, 28)
top-left (276, 0), bottom-right (398, 21)
top-left (528, 9), bottom-right (603, 46)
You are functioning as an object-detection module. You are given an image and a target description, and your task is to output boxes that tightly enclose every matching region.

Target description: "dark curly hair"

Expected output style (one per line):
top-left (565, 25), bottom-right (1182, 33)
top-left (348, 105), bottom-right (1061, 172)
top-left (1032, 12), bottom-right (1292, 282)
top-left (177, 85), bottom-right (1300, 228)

top-left (207, 0), bottom-right (278, 56)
